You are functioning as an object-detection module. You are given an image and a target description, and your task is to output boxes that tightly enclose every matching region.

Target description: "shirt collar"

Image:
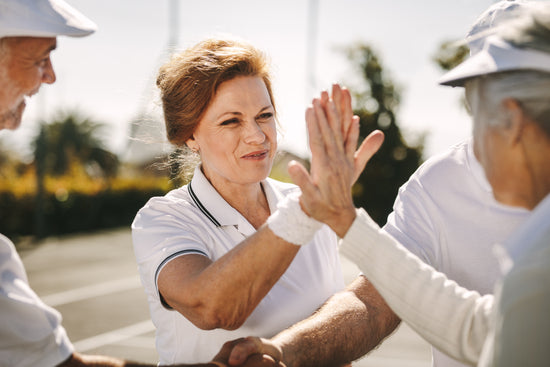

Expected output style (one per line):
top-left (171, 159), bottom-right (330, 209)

top-left (188, 165), bottom-right (281, 231)
top-left (466, 138), bottom-right (493, 193)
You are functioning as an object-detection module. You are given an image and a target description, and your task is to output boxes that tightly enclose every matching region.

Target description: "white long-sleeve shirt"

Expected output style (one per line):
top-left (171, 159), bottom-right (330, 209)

top-left (340, 208), bottom-right (493, 366)
top-left (340, 194), bottom-right (550, 367)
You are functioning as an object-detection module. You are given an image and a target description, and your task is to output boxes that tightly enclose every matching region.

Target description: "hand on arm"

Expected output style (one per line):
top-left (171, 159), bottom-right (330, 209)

top-left (227, 277), bottom-right (400, 367)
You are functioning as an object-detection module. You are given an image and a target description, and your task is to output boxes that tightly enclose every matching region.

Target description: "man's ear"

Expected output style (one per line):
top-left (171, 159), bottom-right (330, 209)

top-left (502, 98), bottom-right (525, 146)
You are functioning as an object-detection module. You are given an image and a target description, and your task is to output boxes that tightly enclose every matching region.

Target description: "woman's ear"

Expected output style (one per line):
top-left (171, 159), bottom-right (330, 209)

top-left (186, 136), bottom-right (199, 153)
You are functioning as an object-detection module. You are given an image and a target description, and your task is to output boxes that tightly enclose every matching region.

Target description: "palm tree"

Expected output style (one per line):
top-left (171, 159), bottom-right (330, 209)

top-left (31, 111), bottom-right (119, 238)
top-left (32, 111), bottom-right (118, 178)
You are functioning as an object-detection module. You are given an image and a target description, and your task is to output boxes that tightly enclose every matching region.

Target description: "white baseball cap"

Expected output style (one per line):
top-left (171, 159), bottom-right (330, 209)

top-left (467, 0), bottom-right (539, 55)
top-left (439, 35), bottom-right (550, 86)
top-left (0, 0), bottom-right (96, 38)
top-left (439, 3), bottom-right (550, 87)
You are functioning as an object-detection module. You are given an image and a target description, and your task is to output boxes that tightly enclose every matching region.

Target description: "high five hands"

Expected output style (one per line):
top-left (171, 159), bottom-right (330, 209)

top-left (217, 84), bottom-right (384, 367)
top-left (289, 83), bottom-right (384, 237)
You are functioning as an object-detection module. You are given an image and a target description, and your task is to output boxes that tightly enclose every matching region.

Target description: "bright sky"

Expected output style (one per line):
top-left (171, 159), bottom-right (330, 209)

top-left (4, 0), bottom-right (546, 162)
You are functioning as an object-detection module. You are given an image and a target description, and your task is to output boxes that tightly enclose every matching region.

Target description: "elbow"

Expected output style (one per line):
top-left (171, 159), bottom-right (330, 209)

top-left (176, 302), bottom-right (249, 331)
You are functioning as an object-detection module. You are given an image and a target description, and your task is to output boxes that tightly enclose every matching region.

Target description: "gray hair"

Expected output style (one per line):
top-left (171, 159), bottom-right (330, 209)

top-left (465, 71), bottom-right (550, 136)
top-left (465, 6), bottom-right (550, 137)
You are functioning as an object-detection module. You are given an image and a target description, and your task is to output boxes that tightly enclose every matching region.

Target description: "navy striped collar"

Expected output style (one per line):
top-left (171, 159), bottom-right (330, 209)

top-left (186, 165), bottom-right (281, 230)
top-left (188, 181), bottom-right (221, 227)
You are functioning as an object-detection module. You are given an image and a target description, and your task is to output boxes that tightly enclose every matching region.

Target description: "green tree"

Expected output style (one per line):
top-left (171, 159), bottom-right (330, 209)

top-left (433, 39), bottom-right (470, 110)
top-left (31, 111), bottom-right (119, 238)
top-left (345, 43), bottom-right (424, 226)
top-left (32, 111), bottom-right (119, 178)
top-left (433, 40), bottom-right (469, 71)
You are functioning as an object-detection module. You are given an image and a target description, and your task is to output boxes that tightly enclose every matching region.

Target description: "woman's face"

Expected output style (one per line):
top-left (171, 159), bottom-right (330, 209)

top-left (188, 75), bottom-right (277, 189)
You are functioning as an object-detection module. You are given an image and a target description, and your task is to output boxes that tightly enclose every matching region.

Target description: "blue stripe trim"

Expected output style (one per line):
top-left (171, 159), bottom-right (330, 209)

top-left (155, 249), bottom-right (209, 309)
top-left (188, 182), bottom-right (221, 227)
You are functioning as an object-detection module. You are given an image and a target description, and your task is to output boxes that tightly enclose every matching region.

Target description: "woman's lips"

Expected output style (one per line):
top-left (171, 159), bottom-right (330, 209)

top-left (242, 150), bottom-right (269, 160)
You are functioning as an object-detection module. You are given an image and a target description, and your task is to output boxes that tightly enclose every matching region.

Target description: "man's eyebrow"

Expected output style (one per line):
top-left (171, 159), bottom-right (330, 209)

top-left (44, 42), bottom-right (57, 55)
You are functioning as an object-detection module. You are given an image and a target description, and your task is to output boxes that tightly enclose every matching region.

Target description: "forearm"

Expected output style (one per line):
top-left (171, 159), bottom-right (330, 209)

top-left (200, 226), bottom-right (300, 312)
top-left (340, 208), bottom-right (493, 365)
top-left (273, 276), bottom-right (400, 367)
top-left (161, 225), bottom-right (301, 329)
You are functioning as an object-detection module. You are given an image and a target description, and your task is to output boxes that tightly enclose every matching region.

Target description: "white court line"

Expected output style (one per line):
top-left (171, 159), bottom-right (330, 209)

top-left (73, 320), bottom-right (156, 352)
top-left (41, 276), bottom-right (142, 307)
top-left (114, 335), bottom-right (157, 349)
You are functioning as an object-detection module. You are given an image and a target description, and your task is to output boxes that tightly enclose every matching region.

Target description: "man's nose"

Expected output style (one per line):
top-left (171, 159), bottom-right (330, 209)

top-left (42, 59), bottom-right (56, 84)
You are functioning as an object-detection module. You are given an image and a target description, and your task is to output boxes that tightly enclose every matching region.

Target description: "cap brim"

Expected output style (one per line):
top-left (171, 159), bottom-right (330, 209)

top-left (439, 36), bottom-right (550, 87)
top-left (0, 0), bottom-right (96, 38)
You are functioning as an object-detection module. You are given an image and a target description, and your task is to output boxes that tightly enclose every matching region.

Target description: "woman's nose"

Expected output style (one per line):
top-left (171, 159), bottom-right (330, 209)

top-left (243, 121), bottom-right (266, 144)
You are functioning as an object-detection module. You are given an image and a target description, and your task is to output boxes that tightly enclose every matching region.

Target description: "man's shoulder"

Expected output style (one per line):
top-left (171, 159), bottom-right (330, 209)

top-left (411, 140), bottom-right (472, 185)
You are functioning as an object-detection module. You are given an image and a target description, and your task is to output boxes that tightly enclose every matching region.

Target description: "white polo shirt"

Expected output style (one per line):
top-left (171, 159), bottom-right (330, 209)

top-left (132, 166), bottom-right (344, 364)
top-left (383, 139), bottom-right (530, 367)
top-left (0, 234), bottom-right (73, 367)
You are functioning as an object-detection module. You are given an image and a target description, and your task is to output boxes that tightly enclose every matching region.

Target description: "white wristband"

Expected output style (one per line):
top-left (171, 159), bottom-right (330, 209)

top-left (267, 192), bottom-right (323, 246)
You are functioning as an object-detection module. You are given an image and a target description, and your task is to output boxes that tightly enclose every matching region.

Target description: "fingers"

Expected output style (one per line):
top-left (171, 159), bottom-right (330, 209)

top-left (311, 98), bottom-right (346, 165)
top-left (213, 338), bottom-right (246, 365)
top-left (337, 85), bottom-right (354, 139)
top-left (287, 160), bottom-right (317, 212)
top-left (353, 130), bottom-right (385, 183)
top-left (345, 115), bottom-right (360, 161)
top-left (305, 106), bottom-right (325, 174)
top-left (228, 337), bottom-right (282, 366)
top-left (312, 99), bottom-right (338, 151)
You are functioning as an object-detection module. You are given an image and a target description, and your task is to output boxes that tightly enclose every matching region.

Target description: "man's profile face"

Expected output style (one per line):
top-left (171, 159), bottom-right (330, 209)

top-left (0, 36), bottom-right (57, 130)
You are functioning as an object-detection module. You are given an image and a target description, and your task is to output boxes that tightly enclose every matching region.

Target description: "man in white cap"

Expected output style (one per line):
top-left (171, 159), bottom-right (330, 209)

top-left (0, 1), bottom-right (237, 366)
top-left (223, 2), bottom-right (548, 367)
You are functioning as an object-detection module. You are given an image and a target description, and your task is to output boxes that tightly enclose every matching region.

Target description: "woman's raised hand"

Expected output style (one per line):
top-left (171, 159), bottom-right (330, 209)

top-left (288, 84), bottom-right (384, 237)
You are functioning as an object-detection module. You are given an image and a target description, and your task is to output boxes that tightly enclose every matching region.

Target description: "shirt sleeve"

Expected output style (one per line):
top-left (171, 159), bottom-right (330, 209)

top-left (0, 235), bottom-right (73, 367)
top-left (131, 197), bottom-right (211, 307)
top-left (340, 209), bottom-right (493, 365)
top-left (383, 175), bottom-right (439, 268)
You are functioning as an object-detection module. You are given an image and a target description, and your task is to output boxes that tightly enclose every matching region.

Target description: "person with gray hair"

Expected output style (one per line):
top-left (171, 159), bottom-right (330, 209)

top-left (227, 4), bottom-right (550, 367)
top-left (0, 0), bottom-right (241, 366)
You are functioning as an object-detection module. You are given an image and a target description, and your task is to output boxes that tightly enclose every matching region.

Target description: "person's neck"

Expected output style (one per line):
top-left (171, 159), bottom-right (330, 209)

top-left (523, 130), bottom-right (550, 209)
top-left (209, 176), bottom-right (270, 229)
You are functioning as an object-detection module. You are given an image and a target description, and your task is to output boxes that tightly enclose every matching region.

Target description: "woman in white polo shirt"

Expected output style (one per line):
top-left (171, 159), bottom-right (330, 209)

top-left (131, 37), bottom-right (346, 364)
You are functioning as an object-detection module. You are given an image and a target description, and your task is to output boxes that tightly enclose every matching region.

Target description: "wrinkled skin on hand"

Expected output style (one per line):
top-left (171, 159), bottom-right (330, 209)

top-left (289, 84), bottom-right (384, 237)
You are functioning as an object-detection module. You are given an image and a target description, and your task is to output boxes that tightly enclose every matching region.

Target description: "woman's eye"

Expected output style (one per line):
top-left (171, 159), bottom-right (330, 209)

top-left (257, 112), bottom-right (273, 120)
top-left (220, 118), bottom-right (239, 126)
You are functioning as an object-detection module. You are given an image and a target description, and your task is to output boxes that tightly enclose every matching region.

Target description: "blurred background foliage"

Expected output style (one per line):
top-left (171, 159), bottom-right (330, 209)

top-left (0, 38), bottom-right (473, 240)
top-left (343, 43), bottom-right (424, 226)
top-left (0, 112), bottom-right (171, 240)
